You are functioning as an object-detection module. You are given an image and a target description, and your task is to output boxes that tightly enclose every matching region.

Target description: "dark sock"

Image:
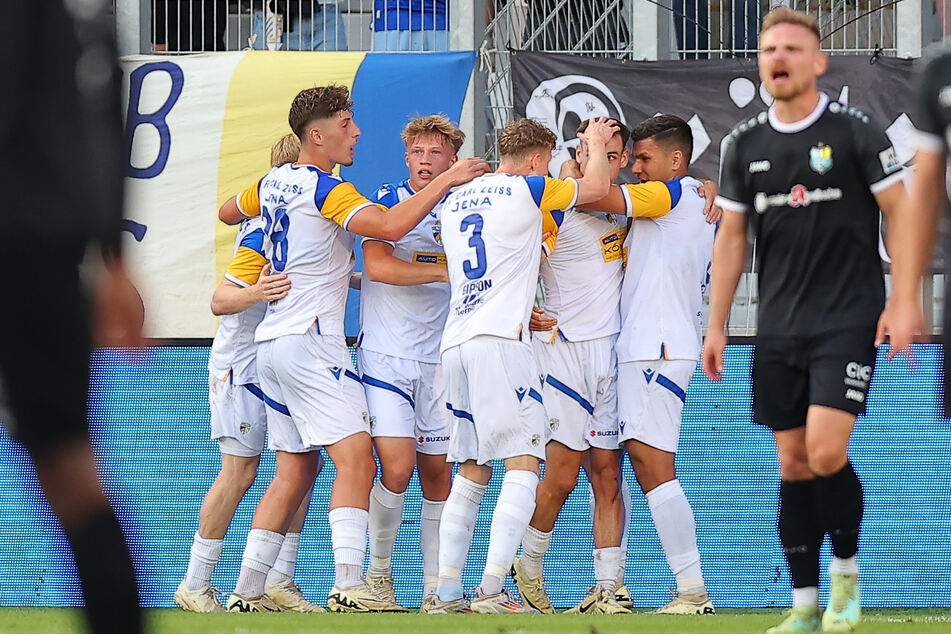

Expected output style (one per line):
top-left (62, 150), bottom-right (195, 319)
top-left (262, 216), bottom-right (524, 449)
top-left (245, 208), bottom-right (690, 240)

top-left (65, 508), bottom-right (142, 634)
top-left (778, 479), bottom-right (823, 589)
top-left (815, 461), bottom-right (863, 560)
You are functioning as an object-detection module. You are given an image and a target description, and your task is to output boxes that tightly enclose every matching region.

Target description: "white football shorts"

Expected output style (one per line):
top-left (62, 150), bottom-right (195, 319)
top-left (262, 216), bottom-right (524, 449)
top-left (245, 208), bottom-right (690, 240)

top-left (256, 327), bottom-right (369, 453)
top-left (442, 335), bottom-right (547, 465)
top-left (617, 359), bottom-right (697, 453)
top-left (533, 333), bottom-right (619, 452)
top-left (358, 348), bottom-right (449, 455)
top-left (208, 374), bottom-right (267, 457)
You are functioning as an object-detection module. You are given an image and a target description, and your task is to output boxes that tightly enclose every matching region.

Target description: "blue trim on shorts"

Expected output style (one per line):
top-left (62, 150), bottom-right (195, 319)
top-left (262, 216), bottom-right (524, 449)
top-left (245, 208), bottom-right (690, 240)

top-left (361, 373), bottom-right (415, 408)
top-left (545, 375), bottom-right (594, 415)
top-left (445, 402), bottom-right (474, 422)
top-left (528, 387), bottom-right (543, 404)
top-left (242, 383), bottom-right (291, 416)
top-left (656, 373), bottom-right (686, 403)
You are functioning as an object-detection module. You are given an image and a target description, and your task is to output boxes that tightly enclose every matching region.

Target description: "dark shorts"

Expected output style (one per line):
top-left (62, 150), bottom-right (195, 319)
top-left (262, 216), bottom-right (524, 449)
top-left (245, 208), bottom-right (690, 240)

top-left (0, 254), bottom-right (91, 455)
top-left (752, 326), bottom-right (877, 430)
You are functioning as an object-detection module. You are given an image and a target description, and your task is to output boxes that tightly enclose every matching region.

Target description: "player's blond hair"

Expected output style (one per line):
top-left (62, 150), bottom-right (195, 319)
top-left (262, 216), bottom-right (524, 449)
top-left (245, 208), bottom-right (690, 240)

top-left (497, 118), bottom-right (557, 162)
top-left (401, 115), bottom-right (465, 154)
top-left (761, 7), bottom-right (821, 41)
top-left (270, 133), bottom-right (301, 167)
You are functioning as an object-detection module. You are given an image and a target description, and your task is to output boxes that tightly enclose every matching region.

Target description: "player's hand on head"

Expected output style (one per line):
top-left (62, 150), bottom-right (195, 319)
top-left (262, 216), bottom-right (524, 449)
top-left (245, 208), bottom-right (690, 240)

top-left (701, 329), bottom-right (727, 382)
top-left (444, 157), bottom-right (490, 186)
top-left (255, 261), bottom-right (291, 302)
top-left (578, 117), bottom-right (619, 145)
top-left (529, 306), bottom-right (558, 332)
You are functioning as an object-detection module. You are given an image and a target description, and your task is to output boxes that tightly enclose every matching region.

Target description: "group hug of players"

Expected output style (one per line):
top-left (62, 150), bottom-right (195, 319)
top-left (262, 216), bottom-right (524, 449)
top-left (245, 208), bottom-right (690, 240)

top-left (172, 8), bottom-right (941, 633)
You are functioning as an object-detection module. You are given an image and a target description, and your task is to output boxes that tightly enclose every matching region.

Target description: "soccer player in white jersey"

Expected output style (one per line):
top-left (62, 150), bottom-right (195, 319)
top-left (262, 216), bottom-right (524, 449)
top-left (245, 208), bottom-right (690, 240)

top-left (511, 118), bottom-right (634, 615)
top-left (218, 86), bottom-right (488, 613)
top-left (358, 115), bottom-right (463, 610)
top-left (611, 115), bottom-right (716, 614)
top-left (428, 117), bottom-right (617, 614)
top-left (176, 135), bottom-right (325, 613)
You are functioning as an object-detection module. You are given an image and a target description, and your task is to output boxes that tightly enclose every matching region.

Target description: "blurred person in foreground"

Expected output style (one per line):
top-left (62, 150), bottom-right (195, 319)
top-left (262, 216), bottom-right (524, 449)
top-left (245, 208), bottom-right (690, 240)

top-left (0, 1), bottom-right (143, 633)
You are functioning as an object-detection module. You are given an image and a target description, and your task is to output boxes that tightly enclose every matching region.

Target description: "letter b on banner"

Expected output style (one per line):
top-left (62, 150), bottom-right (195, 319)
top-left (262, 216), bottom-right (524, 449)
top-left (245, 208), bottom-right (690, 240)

top-left (125, 62), bottom-right (184, 179)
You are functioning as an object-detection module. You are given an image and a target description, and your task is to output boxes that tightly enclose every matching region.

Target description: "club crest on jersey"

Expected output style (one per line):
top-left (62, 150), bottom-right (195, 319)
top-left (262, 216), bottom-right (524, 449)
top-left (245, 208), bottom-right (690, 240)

top-left (809, 143), bottom-right (833, 174)
top-left (431, 218), bottom-right (442, 244)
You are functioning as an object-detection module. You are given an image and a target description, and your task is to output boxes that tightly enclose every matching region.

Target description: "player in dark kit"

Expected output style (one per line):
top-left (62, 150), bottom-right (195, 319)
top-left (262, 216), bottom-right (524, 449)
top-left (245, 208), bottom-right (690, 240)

top-left (878, 50), bottom-right (951, 412)
top-left (0, 2), bottom-right (143, 633)
top-left (703, 8), bottom-right (907, 634)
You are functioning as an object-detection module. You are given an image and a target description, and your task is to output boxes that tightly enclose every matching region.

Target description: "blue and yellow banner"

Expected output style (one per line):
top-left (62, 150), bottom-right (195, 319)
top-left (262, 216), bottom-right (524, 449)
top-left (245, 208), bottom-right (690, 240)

top-left (120, 51), bottom-right (475, 338)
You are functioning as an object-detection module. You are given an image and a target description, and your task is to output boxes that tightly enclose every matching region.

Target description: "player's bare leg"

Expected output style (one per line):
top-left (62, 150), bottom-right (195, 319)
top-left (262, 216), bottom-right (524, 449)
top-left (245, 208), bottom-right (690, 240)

top-left (178, 454), bottom-right (259, 612)
top-left (265, 480), bottom-right (325, 612)
top-left (228, 450), bottom-right (319, 612)
top-left (627, 439), bottom-right (713, 615)
top-left (325, 432), bottom-right (405, 612)
top-left (416, 450), bottom-right (452, 608)
top-left (513, 441), bottom-right (583, 613)
top-left (806, 406), bottom-right (862, 633)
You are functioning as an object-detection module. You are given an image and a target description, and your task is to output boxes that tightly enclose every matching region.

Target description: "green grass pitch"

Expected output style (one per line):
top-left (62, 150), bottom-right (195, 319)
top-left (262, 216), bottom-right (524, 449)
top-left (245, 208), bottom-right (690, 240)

top-left (2, 608), bottom-right (951, 633)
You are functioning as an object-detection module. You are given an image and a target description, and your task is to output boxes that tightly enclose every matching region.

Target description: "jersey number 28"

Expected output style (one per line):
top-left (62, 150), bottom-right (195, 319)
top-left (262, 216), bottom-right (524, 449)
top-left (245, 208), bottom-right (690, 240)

top-left (262, 206), bottom-right (290, 272)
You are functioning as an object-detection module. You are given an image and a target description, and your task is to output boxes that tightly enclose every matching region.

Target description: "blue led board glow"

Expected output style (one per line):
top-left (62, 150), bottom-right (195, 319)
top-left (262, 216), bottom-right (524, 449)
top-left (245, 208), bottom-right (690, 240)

top-left (0, 344), bottom-right (947, 608)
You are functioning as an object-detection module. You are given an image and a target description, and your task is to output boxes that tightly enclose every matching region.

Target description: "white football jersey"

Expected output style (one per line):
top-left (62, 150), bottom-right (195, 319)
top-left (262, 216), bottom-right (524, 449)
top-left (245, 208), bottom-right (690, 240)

top-left (538, 209), bottom-right (626, 342)
top-left (616, 176), bottom-right (715, 362)
top-left (239, 163), bottom-right (377, 343)
top-left (439, 173), bottom-right (578, 353)
top-left (359, 180), bottom-right (450, 364)
top-left (208, 217), bottom-right (268, 384)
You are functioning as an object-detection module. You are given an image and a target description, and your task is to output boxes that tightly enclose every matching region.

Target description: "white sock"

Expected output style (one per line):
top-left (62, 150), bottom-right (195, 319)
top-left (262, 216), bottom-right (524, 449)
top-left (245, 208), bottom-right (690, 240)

top-left (436, 475), bottom-right (486, 602)
top-left (234, 529), bottom-right (284, 598)
top-left (420, 498), bottom-right (445, 597)
top-left (829, 556), bottom-right (859, 576)
top-left (519, 525), bottom-right (551, 579)
top-left (368, 481), bottom-right (406, 577)
top-left (265, 531), bottom-right (301, 587)
top-left (329, 507), bottom-right (369, 589)
top-left (792, 586), bottom-right (819, 608)
top-left (646, 479), bottom-right (705, 595)
top-left (593, 546), bottom-right (622, 591)
top-left (184, 532), bottom-right (223, 591)
top-left (481, 470), bottom-right (539, 595)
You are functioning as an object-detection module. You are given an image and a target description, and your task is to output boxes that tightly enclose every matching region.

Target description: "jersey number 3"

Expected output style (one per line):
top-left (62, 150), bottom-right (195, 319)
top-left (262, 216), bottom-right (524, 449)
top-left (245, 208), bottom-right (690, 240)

top-left (460, 214), bottom-right (487, 280)
top-left (262, 206), bottom-right (290, 272)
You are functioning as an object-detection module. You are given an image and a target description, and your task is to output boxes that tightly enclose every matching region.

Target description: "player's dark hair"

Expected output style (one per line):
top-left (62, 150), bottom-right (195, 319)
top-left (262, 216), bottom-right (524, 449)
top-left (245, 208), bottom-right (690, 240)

top-left (631, 114), bottom-right (693, 161)
top-left (288, 84), bottom-right (354, 139)
top-left (577, 118), bottom-right (631, 148)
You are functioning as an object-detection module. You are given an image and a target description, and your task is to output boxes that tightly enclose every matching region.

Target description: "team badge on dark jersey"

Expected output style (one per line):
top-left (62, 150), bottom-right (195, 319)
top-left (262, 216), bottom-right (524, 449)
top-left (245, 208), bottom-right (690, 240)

top-left (809, 143), bottom-right (833, 174)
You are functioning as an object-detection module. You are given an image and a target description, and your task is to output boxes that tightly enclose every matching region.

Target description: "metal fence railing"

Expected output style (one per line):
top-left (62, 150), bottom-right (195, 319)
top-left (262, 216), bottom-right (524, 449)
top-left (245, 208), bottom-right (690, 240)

top-left (142, 1), bottom-right (449, 53)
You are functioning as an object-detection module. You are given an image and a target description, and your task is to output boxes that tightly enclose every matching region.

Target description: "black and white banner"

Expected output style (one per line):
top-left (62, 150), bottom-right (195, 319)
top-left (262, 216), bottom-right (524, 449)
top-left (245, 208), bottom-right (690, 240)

top-left (511, 50), bottom-right (917, 182)
top-left (511, 50), bottom-right (936, 269)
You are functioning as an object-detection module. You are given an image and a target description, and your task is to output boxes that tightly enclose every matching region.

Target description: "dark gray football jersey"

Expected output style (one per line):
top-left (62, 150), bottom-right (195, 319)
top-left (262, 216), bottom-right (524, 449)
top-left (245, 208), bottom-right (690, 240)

top-left (716, 93), bottom-right (903, 336)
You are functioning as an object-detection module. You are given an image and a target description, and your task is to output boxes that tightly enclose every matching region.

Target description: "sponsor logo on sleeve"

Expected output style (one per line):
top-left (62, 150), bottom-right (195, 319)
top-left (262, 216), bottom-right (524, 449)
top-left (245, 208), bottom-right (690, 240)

top-left (878, 147), bottom-right (900, 175)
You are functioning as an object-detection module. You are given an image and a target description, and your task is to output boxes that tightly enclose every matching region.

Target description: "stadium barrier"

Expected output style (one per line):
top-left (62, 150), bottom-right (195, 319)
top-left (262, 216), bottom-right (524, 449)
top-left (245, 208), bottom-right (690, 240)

top-left (0, 343), bottom-right (947, 609)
